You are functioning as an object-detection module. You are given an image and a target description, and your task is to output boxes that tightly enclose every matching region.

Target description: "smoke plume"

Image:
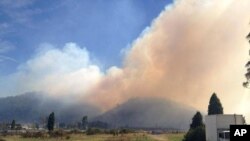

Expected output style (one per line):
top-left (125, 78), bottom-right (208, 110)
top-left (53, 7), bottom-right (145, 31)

top-left (87, 0), bottom-right (250, 118)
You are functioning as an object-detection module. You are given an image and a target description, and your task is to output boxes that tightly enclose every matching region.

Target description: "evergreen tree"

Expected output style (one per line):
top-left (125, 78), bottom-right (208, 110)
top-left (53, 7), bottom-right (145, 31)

top-left (82, 116), bottom-right (88, 130)
top-left (208, 93), bottom-right (223, 115)
top-left (11, 120), bottom-right (15, 130)
top-left (47, 112), bottom-right (55, 131)
top-left (190, 112), bottom-right (204, 129)
top-left (183, 112), bottom-right (205, 141)
top-left (183, 126), bottom-right (206, 141)
top-left (243, 32), bottom-right (250, 88)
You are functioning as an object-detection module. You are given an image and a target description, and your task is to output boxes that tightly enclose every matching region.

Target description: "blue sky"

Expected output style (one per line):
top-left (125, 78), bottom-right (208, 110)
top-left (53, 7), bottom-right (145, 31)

top-left (0, 0), bottom-right (172, 76)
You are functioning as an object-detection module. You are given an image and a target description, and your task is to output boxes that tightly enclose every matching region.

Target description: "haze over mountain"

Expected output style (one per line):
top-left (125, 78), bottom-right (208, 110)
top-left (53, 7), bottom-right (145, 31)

top-left (0, 92), bottom-right (101, 123)
top-left (96, 97), bottom-right (196, 130)
top-left (0, 93), bottom-right (195, 130)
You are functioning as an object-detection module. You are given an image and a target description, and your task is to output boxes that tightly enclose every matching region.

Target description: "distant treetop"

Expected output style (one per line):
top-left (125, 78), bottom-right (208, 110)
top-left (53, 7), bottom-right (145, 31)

top-left (208, 93), bottom-right (223, 115)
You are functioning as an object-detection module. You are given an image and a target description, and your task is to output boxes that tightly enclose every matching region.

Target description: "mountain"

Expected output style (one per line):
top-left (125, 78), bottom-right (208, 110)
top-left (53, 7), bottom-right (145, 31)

top-left (0, 92), bottom-right (100, 123)
top-left (0, 93), bottom-right (197, 129)
top-left (96, 97), bottom-right (196, 130)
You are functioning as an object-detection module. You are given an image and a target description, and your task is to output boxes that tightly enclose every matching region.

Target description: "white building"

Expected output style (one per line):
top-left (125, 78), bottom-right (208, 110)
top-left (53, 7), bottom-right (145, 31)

top-left (205, 114), bottom-right (246, 141)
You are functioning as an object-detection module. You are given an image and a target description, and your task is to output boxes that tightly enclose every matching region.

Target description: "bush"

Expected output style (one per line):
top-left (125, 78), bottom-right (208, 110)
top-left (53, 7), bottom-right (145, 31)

top-left (183, 126), bottom-right (205, 141)
top-left (109, 129), bottom-right (119, 136)
top-left (21, 132), bottom-right (47, 138)
top-left (69, 129), bottom-right (82, 134)
top-left (1, 131), bottom-right (8, 137)
top-left (65, 135), bottom-right (70, 140)
top-left (49, 130), bottom-right (67, 138)
top-left (86, 128), bottom-right (102, 135)
top-left (120, 128), bottom-right (135, 134)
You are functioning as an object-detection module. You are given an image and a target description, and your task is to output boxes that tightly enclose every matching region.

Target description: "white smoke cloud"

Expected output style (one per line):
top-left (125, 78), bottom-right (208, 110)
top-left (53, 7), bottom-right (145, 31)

top-left (3, 42), bottom-right (104, 99)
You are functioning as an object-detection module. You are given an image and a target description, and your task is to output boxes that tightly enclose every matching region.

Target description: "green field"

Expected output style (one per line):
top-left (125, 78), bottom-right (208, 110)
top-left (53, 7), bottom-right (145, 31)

top-left (0, 133), bottom-right (184, 141)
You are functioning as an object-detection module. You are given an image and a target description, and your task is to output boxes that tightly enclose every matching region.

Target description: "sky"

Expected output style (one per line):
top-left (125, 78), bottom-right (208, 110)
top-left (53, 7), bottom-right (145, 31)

top-left (0, 0), bottom-right (171, 75)
top-left (1, 0), bottom-right (250, 121)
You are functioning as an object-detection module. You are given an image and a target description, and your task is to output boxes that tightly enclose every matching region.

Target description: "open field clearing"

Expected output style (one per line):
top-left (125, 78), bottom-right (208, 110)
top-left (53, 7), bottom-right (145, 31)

top-left (0, 133), bottom-right (184, 141)
top-left (149, 133), bottom-right (185, 141)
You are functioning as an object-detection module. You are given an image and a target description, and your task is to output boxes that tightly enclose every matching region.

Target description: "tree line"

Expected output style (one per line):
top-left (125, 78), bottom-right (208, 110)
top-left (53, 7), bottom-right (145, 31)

top-left (47, 112), bottom-right (88, 132)
top-left (183, 93), bottom-right (223, 141)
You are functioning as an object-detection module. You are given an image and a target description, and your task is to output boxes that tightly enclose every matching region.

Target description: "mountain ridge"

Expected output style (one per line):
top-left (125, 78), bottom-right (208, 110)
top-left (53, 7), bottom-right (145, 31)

top-left (0, 93), bottom-right (196, 130)
top-left (96, 97), bottom-right (196, 130)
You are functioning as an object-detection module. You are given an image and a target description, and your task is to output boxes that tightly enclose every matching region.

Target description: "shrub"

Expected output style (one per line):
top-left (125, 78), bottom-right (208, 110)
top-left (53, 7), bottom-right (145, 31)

top-left (21, 132), bottom-right (47, 138)
top-left (109, 129), bottom-right (119, 136)
top-left (49, 130), bottom-right (67, 138)
top-left (69, 129), bottom-right (82, 134)
top-left (183, 126), bottom-right (205, 141)
top-left (120, 128), bottom-right (135, 134)
top-left (86, 128), bottom-right (102, 135)
top-left (65, 135), bottom-right (70, 140)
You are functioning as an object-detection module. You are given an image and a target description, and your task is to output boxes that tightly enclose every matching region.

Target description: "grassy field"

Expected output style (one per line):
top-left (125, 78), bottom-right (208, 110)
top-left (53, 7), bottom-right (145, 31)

top-left (0, 133), bottom-right (184, 141)
top-left (149, 133), bottom-right (184, 141)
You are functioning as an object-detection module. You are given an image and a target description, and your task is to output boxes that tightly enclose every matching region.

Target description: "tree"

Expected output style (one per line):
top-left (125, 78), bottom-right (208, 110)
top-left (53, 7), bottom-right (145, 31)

top-left (47, 112), bottom-right (55, 131)
top-left (243, 32), bottom-right (250, 88)
top-left (11, 120), bottom-right (15, 130)
top-left (183, 126), bottom-right (205, 141)
top-left (82, 116), bottom-right (88, 130)
top-left (183, 112), bottom-right (205, 141)
top-left (208, 93), bottom-right (223, 115)
top-left (190, 112), bottom-right (204, 129)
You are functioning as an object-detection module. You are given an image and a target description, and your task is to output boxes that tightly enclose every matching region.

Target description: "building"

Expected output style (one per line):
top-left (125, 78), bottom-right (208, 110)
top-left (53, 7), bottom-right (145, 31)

top-left (205, 114), bottom-right (245, 141)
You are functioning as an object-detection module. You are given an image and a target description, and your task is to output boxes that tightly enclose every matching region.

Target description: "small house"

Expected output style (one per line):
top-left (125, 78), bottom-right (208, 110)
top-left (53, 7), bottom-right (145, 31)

top-left (205, 114), bottom-right (245, 141)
